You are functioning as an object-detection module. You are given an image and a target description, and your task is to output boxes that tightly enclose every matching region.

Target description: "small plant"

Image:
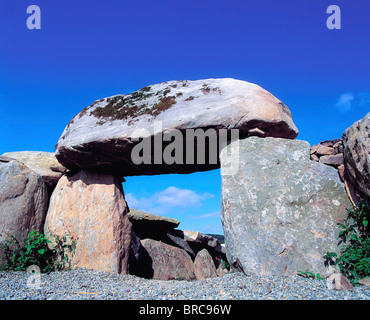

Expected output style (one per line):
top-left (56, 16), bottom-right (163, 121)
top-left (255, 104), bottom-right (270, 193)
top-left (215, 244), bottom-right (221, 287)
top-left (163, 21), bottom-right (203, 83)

top-left (297, 270), bottom-right (324, 280)
top-left (324, 200), bottom-right (370, 285)
top-left (1, 230), bottom-right (75, 273)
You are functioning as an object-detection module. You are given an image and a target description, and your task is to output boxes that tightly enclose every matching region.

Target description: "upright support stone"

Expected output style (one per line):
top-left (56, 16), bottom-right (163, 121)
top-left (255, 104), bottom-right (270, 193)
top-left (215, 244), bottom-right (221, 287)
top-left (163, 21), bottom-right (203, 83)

top-left (220, 137), bottom-right (351, 277)
top-left (44, 170), bottom-right (132, 274)
top-left (0, 159), bottom-right (48, 268)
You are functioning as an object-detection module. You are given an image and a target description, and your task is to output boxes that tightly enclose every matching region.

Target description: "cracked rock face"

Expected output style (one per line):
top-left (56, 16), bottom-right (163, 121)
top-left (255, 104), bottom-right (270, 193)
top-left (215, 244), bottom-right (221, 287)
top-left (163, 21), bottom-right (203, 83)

top-left (55, 78), bottom-right (298, 176)
top-left (220, 137), bottom-right (351, 277)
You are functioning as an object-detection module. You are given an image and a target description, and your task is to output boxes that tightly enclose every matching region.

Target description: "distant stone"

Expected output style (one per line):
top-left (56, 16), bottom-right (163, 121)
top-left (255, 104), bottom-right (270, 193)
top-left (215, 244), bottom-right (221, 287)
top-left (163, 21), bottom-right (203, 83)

top-left (139, 239), bottom-right (195, 280)
top-left (183, 230), bottom-right (224, 255)
top-left (319, 154), bottom-right (344, 167)
top-left (310, 144), bottom-right (320, 155)
top-left (342, 112), bottom-right (370, 206)
top-left (55, 78), bottom-right (298, 176)
top-left (2, 151), bottom-right (63, 170)
top-left (194, 249), bottom-right (218, 280)
top-left (310, 154), bottom-right (319, 162)
top-left (44, 170), bottom-right (132, 274)
top-left (316, 145), bottom-right (335, 156)
top-left (2, 151), bottom-right (65, 189)
top-left (26, 165), bottom-right (62, 189)
top-left (220, 137), bottom-right (351, 277)
top-left (127, 208), bottom-right (180, 239)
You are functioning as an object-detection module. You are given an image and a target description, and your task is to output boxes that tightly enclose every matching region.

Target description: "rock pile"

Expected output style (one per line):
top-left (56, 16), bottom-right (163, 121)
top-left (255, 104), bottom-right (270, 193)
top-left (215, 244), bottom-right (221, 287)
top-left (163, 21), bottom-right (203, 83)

top-left (128, 208), bottom-right (228, 280)
top-left (310, 139), bottom-right (345, 181)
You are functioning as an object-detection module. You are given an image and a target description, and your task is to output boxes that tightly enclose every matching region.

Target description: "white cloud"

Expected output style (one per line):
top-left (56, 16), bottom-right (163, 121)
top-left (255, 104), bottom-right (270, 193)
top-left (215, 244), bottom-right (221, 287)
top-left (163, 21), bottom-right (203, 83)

top-left (154, 186), bottom-right (213, 207)
top-left (335, 92), bottom-right (354, 113)
top-left (334, 91), bottom-right (370, 113)
top-left (190, 211), bottom-right (221, 219)
top-left (125, 187), bottom-right (214, 214)
top-left (125, 193), bottom-right (139, 207)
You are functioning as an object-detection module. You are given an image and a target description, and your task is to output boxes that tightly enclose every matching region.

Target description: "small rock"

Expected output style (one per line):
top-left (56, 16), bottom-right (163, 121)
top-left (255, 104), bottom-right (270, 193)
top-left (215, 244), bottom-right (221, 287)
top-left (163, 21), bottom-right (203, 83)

top-left (316, 145), bottom-right (335, 156)
top-left (326, 273), bottom-right (354, 291)
top-left (310, 154), bottom-right (319, 162)
top-left (359, 278), bottom-right (370, 286)
top-left (310, 144), bottom-right (320, 155)
top-left (319, 154), bottom-right (344, 167)
top-left (194, 249), bottom-right (217, 280)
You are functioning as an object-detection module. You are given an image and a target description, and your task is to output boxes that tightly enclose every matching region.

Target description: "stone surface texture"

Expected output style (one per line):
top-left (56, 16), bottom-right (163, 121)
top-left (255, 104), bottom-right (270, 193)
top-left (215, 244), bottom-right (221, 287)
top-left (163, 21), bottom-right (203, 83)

top-left (2, 151), bottom-right (65, 189)
top-left (43, 170), bottom-right (132, 274)
top-left (220, 137), bottom-right (351, 277)
top-left (139, 239), bottom-right (195, 280)
top-left (0, 160), bottom-right (48, 241)
top-left (55, 78), bottom-right (298, 176)
top-left (194, 249), bottom-right (218, 280)
top-left (342, 112), bottom-right (370, 206)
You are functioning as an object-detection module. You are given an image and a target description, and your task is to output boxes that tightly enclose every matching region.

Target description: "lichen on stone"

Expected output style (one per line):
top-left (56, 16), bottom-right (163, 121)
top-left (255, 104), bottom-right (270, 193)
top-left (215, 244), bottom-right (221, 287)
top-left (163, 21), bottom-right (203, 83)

top-left (88, 85), bottom-right (177, 124)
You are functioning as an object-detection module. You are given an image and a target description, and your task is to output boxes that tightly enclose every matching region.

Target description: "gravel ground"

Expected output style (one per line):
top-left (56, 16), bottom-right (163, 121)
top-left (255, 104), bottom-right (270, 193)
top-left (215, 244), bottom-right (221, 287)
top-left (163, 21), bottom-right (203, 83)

top-left (0, 268), bottom-right (369, 300)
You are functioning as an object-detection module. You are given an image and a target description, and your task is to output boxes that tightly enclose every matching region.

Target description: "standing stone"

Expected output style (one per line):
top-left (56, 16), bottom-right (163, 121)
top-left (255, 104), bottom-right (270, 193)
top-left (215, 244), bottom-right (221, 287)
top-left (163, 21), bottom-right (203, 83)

top-left (43, 170), bottom-right (132, 274)
top-left (342, 112), bottom-right (370, 206)
top-left (0, 160), bottom-right (48, 239)
top-left (194, 249), bottom-right (218, 280)
top-left (220, 137), bottom-right (351, 277)
top-left (0, 160), bottom-right (48, 267)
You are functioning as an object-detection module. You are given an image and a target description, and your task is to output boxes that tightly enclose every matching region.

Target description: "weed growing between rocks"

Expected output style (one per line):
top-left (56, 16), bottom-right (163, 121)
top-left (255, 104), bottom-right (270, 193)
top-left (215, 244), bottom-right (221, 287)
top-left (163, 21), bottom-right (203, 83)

top-left (324, 200), bottom-right (370, 285)
top-left (1, 230), bottom-right (76, 273)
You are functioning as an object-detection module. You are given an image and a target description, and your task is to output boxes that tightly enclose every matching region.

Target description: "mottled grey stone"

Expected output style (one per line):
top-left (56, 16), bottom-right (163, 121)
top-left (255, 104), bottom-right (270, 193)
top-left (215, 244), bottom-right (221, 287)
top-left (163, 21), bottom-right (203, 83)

top-left (220, 137), bottom-right (351, 277)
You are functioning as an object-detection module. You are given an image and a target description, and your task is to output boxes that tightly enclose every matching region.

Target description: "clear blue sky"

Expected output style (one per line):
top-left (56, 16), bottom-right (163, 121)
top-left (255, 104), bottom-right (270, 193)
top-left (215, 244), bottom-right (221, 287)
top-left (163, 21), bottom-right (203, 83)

top-left (1, 1), bottom-right (369, 234)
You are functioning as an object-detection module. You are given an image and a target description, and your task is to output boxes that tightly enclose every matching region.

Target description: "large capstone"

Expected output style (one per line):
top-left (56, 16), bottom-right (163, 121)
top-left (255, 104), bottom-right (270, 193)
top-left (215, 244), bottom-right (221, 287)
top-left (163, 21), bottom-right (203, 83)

top-left (56, 78), bottom-right (298, 176)
top-left (220, 137), bottom-right (351, 277)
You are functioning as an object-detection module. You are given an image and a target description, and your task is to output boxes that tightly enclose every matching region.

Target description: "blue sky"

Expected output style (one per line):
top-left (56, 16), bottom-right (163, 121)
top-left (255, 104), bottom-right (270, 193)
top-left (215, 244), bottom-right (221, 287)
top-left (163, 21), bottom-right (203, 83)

top-left (1, 1), bottom-right (369, 234)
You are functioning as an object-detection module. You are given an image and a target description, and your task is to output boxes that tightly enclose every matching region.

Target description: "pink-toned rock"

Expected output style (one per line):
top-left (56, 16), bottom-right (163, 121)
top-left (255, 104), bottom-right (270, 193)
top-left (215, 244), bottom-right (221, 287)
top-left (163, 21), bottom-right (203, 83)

top-left (0, 160), bottom-right (48, 244)
top-left (140, 239), bottom-right (195, 280)
top-left (310, 154), bottom-right (319, 162)
top-left (319, 154), bottom-right (344, 167)
top-left (43, 170), bottom-right (132, 274)
top-left (194, 249), bottom-right (218, 280)
top-left (310, 144), bottom-right (320, 155)
top-left (316, 145), bottom-right (335, 156)
top-left (359, 278), bottom-right (370, 286)
top-left (326, 273), bottom-right (354, 291)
